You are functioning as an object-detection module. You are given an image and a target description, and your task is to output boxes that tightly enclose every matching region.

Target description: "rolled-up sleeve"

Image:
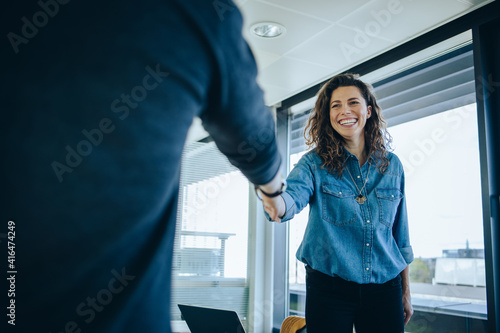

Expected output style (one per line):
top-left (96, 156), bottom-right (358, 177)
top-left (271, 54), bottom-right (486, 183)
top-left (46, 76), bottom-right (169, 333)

top-left (400, 246), bottom-right (414, 264)
top-left (393, 170), bottom-right (414, 265)
top-left (276, 153), bottom-right (315, 222)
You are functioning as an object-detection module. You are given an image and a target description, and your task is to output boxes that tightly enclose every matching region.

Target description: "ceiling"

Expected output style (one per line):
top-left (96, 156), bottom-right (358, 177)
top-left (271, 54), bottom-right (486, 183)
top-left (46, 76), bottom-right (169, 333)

top-left (186, 0), bottom-right (493, 142)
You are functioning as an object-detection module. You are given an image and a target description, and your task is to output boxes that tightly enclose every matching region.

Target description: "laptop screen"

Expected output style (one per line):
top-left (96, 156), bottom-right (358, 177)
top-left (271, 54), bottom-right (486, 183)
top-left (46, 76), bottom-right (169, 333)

top-left (178, 304), bottom-right (246, 333)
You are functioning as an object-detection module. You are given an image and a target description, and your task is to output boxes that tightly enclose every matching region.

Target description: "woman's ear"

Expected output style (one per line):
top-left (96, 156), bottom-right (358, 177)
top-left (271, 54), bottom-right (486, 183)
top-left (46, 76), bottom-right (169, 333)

top-left (367, 105), bottom-right (372, 119)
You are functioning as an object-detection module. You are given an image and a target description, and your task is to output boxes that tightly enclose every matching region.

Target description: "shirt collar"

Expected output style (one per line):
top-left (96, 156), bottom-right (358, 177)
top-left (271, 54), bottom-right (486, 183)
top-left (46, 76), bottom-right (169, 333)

top-left (343, 146), bottom-right (375, 165)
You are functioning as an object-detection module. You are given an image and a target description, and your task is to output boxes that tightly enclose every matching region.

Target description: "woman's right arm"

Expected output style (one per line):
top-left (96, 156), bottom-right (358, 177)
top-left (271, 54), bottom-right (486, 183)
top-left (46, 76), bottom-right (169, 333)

top-left (261, 153), bottom-right (315, 223)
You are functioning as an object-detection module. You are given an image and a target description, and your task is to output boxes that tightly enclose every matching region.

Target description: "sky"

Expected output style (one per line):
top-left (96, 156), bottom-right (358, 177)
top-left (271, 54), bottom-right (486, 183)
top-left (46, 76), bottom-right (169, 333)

top-left (390, 103), bottom-right (484, 258)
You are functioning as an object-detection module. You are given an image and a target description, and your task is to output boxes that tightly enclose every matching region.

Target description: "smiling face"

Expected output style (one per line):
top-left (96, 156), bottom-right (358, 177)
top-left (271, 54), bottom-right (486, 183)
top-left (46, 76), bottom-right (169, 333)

top-left (329, 86), bottom-right (372, 144)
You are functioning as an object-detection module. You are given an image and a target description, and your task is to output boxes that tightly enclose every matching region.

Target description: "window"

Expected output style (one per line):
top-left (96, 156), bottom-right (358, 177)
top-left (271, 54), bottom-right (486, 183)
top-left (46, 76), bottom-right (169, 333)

top-left (170, 141), bottom-right (250, 332)
top-left (285, 38), bottom-right (488, 332)
top-left (288, 150), bottom-right (309, 317)
top-left (391, 104), bottom-right (486, 332)
top-left (373, 41), bottom-right (487, 331)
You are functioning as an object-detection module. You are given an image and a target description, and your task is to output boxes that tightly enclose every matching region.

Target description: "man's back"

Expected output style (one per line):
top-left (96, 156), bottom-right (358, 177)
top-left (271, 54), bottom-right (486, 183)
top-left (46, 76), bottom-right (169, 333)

top-left (1, 1), bottom-right (280, 332)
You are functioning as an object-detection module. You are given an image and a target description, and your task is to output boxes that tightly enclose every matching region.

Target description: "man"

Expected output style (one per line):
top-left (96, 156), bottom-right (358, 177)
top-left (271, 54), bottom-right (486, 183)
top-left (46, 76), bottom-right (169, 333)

top-left (1, 1), bottom-right (282, 331)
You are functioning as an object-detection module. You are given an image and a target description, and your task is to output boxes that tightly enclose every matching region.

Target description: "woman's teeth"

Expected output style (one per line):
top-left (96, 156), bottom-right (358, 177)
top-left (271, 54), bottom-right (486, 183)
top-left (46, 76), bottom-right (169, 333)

top-left (340, 119), bottom-right (357, 125)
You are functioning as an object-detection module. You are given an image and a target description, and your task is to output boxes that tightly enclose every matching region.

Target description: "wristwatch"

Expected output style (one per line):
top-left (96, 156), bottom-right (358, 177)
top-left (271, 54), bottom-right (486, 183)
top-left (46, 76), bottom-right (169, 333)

top-left (254, 180), bottom-right (287, 198)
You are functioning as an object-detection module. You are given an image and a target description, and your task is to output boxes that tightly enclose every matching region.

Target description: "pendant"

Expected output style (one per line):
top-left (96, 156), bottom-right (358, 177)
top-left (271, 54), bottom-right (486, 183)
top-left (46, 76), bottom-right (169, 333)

top-left (355, 195), bottom-right (367, 204)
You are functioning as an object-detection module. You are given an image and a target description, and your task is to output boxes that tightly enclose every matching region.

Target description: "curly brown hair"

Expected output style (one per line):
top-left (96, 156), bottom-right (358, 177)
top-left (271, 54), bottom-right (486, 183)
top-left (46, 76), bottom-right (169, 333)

top-left (305, 73), bottom-right (392, 178)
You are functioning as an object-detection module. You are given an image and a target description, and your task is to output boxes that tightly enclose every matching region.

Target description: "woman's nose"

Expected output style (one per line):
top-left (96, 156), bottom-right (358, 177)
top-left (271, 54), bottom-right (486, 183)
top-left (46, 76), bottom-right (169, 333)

top-left (341, 105), bottom-right (352, 114)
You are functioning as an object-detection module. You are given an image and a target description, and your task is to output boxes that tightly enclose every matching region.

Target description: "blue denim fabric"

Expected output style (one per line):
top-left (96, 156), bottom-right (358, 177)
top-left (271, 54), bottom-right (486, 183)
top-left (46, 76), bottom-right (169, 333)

top-left (280, 149), bottom-right (413, 284)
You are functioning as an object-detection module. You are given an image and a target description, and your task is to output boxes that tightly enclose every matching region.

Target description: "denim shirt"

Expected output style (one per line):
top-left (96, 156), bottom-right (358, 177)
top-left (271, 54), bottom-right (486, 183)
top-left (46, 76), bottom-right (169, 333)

top-left (280, 149), bottom-right (413, 284)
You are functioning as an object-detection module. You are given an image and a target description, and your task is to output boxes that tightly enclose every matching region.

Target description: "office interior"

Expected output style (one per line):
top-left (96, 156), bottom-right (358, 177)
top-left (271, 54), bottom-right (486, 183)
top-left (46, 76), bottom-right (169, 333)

top-left (174, 1), bottom-right (500, 332)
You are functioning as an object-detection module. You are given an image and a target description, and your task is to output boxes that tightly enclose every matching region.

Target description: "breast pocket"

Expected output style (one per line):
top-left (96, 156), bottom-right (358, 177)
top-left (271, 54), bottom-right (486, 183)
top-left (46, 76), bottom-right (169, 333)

top-left (375, 188), bottom-right (403, 228)
top-left (321, 184), bottom-right (356, 226)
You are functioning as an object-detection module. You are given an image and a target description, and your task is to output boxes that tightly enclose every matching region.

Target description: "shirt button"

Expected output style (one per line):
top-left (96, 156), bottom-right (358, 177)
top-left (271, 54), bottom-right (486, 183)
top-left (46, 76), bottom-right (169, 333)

top-left (391, 195), bottom-right (394, 198)
top-left (357, 175), bottom-right (361, 178)
top-left (366, 220), bottom-right (370, 223)
top-left (366, 267), bottom-right (370, 271)
top-left (339, 192), bottom-right (342, 194)
top-left (366, 243), bottom-right (370, 246)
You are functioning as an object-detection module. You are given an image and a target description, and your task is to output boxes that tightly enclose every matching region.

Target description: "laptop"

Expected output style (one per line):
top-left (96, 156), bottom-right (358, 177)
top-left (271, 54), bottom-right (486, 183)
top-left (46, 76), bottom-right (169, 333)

top-left (178, 304), bottom-right (246, 333)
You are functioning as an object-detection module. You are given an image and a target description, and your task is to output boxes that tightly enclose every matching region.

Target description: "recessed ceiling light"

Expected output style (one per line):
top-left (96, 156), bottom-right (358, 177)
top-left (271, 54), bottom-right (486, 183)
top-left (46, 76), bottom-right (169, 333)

top-left (251, 22), bottom-right (286, 38)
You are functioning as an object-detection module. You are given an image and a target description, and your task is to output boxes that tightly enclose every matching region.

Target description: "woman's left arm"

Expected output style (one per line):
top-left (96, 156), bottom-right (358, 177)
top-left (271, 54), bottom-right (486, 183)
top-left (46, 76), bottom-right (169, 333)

top-left (401, 265), bottom-right (413, 325)
top-left (392, 156), bottom-right (414, 324)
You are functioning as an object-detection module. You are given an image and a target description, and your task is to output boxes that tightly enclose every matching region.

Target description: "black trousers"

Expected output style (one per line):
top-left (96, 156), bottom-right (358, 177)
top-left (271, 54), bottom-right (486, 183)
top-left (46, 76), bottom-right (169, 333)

top-left (305, 266), bottom-right (404, 333)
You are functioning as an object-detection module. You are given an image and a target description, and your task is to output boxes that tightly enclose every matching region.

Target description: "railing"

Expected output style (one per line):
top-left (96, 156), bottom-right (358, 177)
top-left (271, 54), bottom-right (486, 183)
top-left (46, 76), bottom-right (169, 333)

top-left (171, 230), bottom-right (248, 331)
top-left (173, 230), bottom-right (236, 277)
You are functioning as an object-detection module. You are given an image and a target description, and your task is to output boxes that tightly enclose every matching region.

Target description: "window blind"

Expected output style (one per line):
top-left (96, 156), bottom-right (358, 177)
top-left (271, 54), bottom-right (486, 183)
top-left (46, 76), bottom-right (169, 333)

top-left (171, 141), bottom-right (249, 329)
top-left (289, 45), bottom-right (475, 155)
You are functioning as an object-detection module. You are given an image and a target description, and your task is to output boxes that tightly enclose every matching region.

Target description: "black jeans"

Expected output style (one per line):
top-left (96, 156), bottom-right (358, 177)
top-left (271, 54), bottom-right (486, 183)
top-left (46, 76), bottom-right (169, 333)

top-left (305, 266), bottom-right (404, 333)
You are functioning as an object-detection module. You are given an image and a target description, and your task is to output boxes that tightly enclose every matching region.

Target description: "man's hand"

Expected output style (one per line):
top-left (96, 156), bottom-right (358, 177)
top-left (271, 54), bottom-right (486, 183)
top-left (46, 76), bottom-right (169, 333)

top-left (261, 195), bottom-right (286, 222)
top-left (256, 172), bottom-right (286, 222)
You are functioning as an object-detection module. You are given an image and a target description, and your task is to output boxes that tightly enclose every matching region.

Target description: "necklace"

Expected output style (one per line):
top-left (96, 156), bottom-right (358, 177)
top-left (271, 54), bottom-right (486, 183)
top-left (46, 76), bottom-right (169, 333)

top-left (345, 164), bottom-right (371, 204)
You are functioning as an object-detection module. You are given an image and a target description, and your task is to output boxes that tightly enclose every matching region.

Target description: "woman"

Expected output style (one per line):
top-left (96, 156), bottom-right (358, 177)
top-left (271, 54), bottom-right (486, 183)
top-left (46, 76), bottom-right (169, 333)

top-left (257, 74), bottom-right (414, 332)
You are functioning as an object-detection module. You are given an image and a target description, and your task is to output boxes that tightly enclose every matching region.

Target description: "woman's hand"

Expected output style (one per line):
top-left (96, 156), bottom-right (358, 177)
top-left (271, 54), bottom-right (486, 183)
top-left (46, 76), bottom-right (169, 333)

top-left (403, 290), bottom-right (413, 325)
top-left (401, 266), bottom-right (413, 325)
top-left (261, 194), bottom-right (286, 223)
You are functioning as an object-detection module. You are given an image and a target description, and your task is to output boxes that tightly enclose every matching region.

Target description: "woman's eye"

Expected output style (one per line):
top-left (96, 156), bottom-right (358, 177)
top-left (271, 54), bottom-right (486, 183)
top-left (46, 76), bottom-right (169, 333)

top-left (331, 104), bottom-right (340, 108)
top-left (349, 101), bottom-right (359, 105)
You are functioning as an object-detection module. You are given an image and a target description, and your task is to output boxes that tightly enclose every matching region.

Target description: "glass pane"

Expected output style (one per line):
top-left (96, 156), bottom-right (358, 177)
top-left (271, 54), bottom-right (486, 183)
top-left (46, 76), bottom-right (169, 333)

top-left (288, 151), bottom-right (309, 316)
top-left (179, 170), bottom-right (249, 278)
top-left (390, 104), bottom-right (487, 332)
